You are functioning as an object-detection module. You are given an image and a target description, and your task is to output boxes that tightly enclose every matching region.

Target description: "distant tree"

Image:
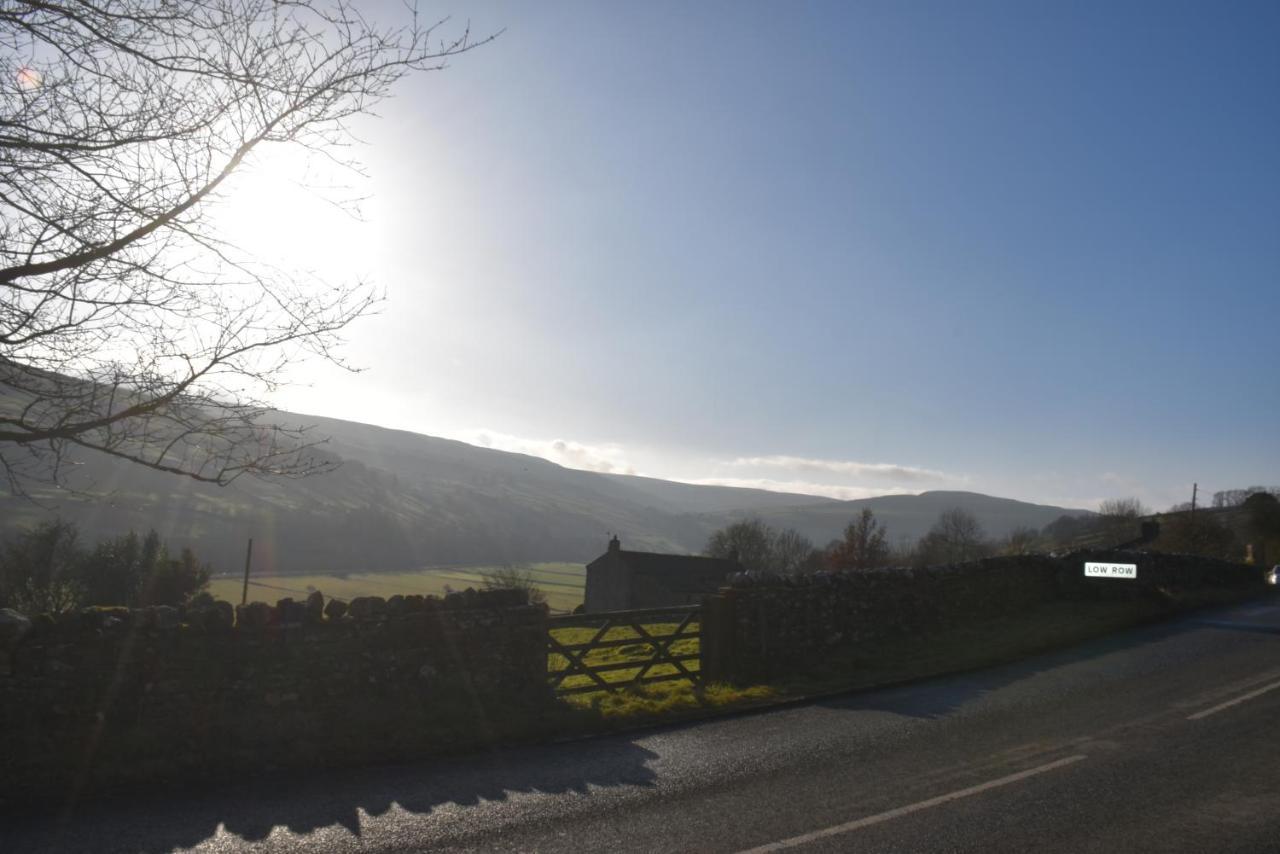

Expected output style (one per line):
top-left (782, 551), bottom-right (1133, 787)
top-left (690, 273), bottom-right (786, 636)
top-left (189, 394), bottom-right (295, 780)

top-left (918, 508), bottom-right (989, 564)
top-left (0, 519), bottom-right (85, 613)
top-left (82, 529), bottom-right (210, 607)
top-left (771, 527), bottom-right (817, 574)
top-left (705, 519), bottom-right (776, 573)
top-left (705, 519), bottom-right (815, 574)
top-left (2, 523), bottom-right (209, 610)
top-left (795, 547), bottom-right (828, 574)
top-left (827, 509), bottom-right (891, 571)
top-left (81, 530), bottom-right (163, 606)
top-left (1097, 497), bottom-right (1149, 541)
top-left (1213, 487), bottom-right (1280, 509)
top-left (143, 544), bottom-right (211, 607)
top-left (999, 525), bottom-right (1041, 556)
top-left (1098, 497), bottom-right (1149, 520)
top-left (479, 565), bottom-right (546, 606)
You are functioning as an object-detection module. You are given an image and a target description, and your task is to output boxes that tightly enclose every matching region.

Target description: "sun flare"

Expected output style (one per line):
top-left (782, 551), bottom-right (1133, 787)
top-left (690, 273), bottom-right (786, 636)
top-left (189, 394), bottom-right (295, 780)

top-left (212, 145), bottom-right (372, 281)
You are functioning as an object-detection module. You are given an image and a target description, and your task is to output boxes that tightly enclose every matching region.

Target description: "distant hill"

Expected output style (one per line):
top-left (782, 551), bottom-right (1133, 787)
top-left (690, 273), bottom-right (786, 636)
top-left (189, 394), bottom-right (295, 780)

top-left (0, 410), bottom-right (1091, 575)
top-left (595, 472), bottom-right (841, 515)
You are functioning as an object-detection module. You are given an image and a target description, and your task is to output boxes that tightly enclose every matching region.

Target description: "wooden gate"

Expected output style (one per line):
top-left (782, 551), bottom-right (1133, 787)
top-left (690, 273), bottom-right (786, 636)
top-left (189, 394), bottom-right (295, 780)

top-left (547, 605), bottom-right (701, 695)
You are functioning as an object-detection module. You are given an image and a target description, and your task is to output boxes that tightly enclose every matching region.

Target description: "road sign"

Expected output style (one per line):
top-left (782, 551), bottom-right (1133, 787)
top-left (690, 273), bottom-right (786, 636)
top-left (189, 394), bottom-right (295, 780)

top-left (1084, 561), bottom-right (1137, 579)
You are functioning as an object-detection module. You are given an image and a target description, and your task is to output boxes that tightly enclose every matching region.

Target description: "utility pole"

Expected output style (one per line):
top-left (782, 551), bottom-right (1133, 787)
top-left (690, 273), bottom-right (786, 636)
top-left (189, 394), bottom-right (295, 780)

top-left (240, 538), bottom-right (254, 606)
top-left (1190, 483), bottom-right (1198, 554)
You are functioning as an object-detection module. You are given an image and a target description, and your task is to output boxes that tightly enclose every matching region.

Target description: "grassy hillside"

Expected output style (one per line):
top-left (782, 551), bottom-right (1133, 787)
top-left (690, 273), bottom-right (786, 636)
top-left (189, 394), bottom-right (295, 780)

top-left (1, 407), bottom-right (1092, 575)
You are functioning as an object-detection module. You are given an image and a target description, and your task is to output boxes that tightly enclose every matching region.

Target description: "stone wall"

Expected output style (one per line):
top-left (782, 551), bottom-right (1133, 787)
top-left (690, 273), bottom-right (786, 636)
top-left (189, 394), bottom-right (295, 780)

top-left (702, 551), bottom-right (1268, 684)
top-left (0, 590), bottom-right (551, 808)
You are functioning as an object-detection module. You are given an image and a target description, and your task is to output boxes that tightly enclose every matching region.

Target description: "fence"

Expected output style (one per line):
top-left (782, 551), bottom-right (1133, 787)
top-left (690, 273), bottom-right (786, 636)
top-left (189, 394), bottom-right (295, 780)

top-left (547, 605), bottom-right (701, 695)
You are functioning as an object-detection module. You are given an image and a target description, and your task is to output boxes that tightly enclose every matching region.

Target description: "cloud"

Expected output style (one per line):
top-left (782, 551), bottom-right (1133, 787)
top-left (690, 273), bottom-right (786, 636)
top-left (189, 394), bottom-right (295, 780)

top-left (462, 429), bottom-right (637, 475)
top-left (682, 477), bottom-right (918, 502)
top-left (727, 455), bottom-right (954, 484)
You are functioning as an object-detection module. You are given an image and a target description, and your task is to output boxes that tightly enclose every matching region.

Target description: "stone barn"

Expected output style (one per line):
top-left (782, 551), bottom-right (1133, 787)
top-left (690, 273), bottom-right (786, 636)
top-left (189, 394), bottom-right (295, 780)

top-left (583, 536), bottom-right (742, 612)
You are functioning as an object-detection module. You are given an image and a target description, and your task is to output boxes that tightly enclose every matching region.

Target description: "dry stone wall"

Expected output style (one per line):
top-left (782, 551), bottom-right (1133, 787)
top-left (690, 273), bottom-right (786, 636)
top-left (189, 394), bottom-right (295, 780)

top-left (702, 551), bottom-right (1268, 684)
top-left (0, 589), bottom-right (551, 808)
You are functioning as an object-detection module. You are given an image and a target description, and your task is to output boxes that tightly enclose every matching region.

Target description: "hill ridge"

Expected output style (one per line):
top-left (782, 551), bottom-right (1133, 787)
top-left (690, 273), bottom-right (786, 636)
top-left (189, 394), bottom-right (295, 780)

top-left (1, 409), bottom-right (1091, 574)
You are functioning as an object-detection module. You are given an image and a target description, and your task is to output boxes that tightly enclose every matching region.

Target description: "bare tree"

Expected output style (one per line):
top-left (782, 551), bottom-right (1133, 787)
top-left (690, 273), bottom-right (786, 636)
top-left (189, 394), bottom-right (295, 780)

top-left (1213, 487), bottom-right (1280, 509)
top-left (705, 518), bottom-right (775, 573)
top-left (1097, 497), bottom-right (1149, 541)
top-left (1098, 498), bottom-right (1149, 519)
top-left (918, 507), bottom-right (989, 564)
top-left (704, 518), bottom-right (814, 574)
top-left (0, 1), bottom-right (492, 493)
top-left (827, 508), bottom-right (890, 571)
top-left (771, 527), bottom-right (816, 574)
top-left (479, 564), bottom-right (546, 606)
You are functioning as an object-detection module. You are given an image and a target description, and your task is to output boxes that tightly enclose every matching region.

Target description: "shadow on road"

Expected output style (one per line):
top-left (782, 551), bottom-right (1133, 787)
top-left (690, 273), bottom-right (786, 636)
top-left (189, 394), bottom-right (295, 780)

top-left (2, 736), bottom-right (660, 853)
top-left (814, 602), bottom-right (1276, 721)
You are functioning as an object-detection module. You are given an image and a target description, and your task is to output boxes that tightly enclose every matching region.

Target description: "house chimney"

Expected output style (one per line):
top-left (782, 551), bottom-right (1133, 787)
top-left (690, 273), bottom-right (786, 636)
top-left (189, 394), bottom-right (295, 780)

top-left (608, 534), bottom-right (621, 554)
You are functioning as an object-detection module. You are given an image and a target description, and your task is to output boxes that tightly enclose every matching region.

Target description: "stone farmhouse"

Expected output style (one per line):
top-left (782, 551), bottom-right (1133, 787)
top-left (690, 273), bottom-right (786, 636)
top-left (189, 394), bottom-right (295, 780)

top-left (583, 536), bottom-right (742, 612)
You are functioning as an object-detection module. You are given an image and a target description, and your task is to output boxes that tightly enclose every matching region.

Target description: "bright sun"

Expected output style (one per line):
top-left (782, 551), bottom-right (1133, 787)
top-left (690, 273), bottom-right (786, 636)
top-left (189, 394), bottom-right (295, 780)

top-left (211, 145), bottom-right (373, 282)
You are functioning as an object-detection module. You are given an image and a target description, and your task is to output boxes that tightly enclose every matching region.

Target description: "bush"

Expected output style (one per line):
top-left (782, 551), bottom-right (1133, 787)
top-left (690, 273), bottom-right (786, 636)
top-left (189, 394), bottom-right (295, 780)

top-left (0, 522), bottom-right (210, 612)
top-left (480, 565), bottom-right (546, 605)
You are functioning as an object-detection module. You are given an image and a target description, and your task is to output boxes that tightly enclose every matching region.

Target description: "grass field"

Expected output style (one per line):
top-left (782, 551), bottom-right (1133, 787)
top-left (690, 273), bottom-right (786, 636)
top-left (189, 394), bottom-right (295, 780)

top-left (207, 562), bottom-right (586, 613)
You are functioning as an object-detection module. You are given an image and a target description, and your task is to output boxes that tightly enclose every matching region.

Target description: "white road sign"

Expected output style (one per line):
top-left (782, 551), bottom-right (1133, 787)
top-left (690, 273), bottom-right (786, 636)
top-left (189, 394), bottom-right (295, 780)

top-left (1084, 562), bottom-right (1137, 579)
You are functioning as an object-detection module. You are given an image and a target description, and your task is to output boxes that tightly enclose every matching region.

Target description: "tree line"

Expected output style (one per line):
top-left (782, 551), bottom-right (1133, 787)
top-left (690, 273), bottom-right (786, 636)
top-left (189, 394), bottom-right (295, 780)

top-left (702, 506), bottom-right (1008, 574)
top-left (0, 521), bottom-right (210, 614)
top-left (703, 490), bottom-right (1280, 574)
top-left (1209, 486), bottom-right (1280, 509)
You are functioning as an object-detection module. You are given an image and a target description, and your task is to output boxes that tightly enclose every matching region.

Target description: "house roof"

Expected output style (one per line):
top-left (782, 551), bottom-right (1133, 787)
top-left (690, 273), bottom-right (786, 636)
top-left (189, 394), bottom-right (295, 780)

top-left (595, 549), bottom-right (741, 577)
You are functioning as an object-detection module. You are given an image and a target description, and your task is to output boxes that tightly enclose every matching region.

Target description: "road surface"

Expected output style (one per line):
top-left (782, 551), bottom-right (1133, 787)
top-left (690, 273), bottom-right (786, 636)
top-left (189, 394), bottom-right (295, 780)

top-left (5, 598), bottom-right (1280, 853)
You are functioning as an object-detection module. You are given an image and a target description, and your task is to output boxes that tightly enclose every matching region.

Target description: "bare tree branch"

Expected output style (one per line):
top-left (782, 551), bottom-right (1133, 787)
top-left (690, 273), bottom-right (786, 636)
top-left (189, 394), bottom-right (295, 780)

top-left (0, 0), bottom-right (494, 494)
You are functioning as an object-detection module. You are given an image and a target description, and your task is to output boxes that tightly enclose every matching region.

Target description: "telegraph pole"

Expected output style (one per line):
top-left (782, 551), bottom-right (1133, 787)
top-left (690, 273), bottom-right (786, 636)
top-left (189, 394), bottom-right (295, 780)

top-left (240, 538), bottom-right (254, 606)
top-left (1190, 483), bottom-right (1198, 553)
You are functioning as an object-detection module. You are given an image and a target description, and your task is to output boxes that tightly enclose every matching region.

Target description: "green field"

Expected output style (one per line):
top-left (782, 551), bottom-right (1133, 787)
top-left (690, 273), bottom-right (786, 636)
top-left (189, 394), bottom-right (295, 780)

top-left (207, 562), bottom-right (586, 613)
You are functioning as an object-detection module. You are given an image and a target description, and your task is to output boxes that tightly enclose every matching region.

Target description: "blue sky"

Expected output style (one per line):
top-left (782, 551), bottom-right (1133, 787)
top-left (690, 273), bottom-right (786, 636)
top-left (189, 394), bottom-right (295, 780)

top-left (238, 1), bottom-right (1279, 511)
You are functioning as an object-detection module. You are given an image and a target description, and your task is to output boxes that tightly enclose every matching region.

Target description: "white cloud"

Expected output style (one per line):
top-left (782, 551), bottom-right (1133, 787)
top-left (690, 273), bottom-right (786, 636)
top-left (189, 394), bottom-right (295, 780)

top-left (727, 454), bottom-right (955, 484)
top-left (681, 477), bottom-right (918, 501)
top-left (461, 429), bottom-right (638, 475)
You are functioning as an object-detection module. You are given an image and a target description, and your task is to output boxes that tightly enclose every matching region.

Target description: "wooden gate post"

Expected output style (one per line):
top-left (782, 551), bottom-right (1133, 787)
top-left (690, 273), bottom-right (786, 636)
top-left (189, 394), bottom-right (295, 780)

top-left (701, 590), bottom-right (737, 684)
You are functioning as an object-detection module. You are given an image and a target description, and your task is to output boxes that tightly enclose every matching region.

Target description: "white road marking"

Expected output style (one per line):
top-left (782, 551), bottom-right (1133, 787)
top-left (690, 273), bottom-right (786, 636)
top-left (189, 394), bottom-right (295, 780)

top-left (736, 754), bottom-right (1088, 853)
top-left (1187, 679), bottom-right (1280, 721)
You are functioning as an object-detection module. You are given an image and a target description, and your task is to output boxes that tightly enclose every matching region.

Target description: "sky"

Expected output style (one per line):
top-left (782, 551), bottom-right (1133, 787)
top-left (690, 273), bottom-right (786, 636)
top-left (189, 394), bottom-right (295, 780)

top-left (219, 0), bottom-right (1280, 512)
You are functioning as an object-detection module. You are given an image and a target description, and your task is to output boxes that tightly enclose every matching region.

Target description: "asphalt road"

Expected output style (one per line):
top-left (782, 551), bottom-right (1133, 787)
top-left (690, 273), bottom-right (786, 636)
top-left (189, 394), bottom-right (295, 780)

top-left (5, 598), bottom-right (1280, 853)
